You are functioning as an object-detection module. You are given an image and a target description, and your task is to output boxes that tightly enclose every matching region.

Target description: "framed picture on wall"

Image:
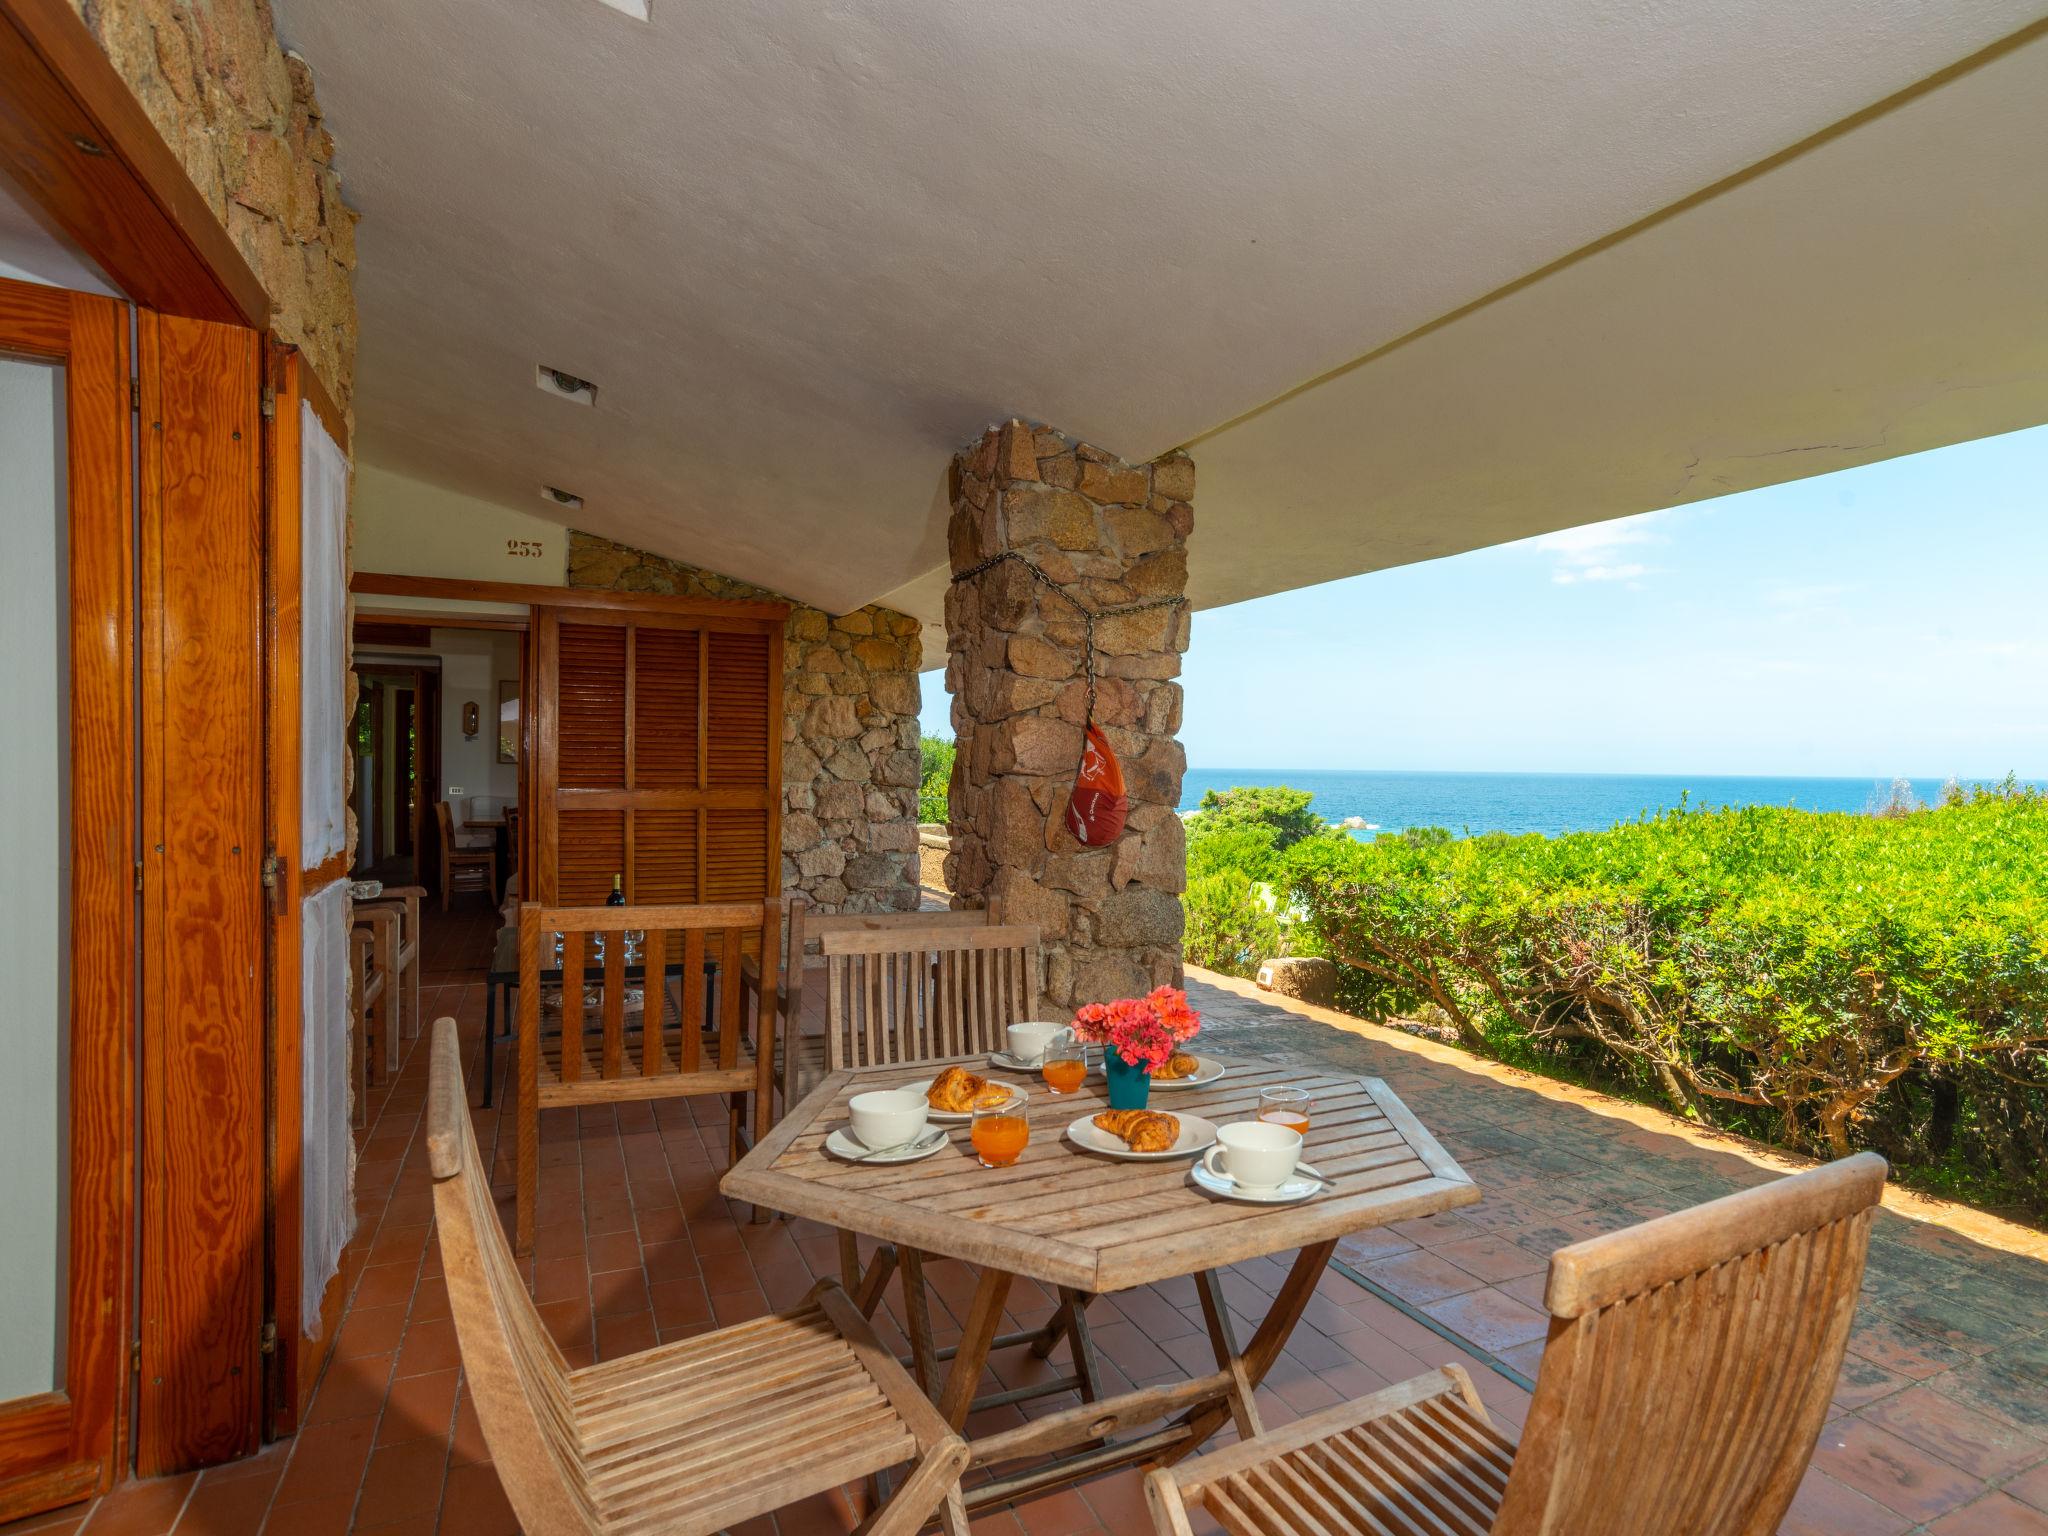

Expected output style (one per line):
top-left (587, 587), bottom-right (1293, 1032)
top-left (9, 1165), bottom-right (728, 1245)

top-left (496, 679), bottom-right (520, 766)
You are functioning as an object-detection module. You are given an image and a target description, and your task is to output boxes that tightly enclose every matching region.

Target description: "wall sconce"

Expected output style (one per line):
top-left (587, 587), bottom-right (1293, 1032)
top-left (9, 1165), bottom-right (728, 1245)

top-left (462, 701), bottom-right (480, 738)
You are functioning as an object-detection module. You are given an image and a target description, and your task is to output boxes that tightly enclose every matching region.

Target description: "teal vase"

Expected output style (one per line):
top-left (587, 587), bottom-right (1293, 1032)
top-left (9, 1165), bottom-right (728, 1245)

top-left (1104, 1048), bottom-right (1152, 1110)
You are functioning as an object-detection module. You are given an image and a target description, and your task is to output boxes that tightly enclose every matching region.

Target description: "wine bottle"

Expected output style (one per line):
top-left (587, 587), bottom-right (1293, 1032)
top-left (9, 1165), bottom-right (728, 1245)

top-left (607, 873), bottom-right (625, 907)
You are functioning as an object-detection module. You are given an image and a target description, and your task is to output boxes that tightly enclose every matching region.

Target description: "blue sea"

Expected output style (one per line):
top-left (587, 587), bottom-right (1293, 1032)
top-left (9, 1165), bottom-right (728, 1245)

top-left (1177, 769), bottom-right (2012, 840)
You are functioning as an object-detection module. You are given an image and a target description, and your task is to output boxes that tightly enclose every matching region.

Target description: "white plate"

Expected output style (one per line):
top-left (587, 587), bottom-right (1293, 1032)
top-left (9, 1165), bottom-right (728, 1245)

top-left (825, 1127), bottom-right (948, 1164)
top-left (1066, 1112), bottom-right (1217, 1161)
top-left (907, 1077), bottom-right (1026, 1122)
top-left (1149, 1055), bottom-right (1224, 1089)
top-left (1191, 1160), bottom-right (1325, 1204)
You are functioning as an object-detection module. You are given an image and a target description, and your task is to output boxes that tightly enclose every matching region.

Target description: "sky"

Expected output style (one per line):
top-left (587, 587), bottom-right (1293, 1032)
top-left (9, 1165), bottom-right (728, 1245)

top-left (920, 423), bottom-right (2048, 778)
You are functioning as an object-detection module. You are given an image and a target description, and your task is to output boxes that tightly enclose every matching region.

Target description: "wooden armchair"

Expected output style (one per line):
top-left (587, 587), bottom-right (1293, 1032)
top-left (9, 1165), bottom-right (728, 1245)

top-left (435, 799), bottom-right (498, 913)
top-left (424, 1016), bottom-right (971, 1536)
top-left (1145, 1152), bottom-right (1888, 1536)
top-left (514, 900), bottom-right (781, 1251)
top-left (356, 884), bottom-right (423, 1060)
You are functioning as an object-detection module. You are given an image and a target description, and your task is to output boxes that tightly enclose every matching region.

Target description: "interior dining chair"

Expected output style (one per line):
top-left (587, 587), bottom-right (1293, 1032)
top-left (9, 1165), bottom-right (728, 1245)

top-left (424, 1016), bottom-right (972, 1536)
top-left (1146, 1152), bottom-right (1888, 1536)
top-left (435, 798), bottom-right (498, 913)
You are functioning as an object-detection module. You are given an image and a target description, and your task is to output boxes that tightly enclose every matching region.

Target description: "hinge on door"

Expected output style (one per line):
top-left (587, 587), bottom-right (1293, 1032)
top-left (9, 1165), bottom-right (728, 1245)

top-left (129, 1339), bottom-right (141, 1375)
top-left (260, 384), bottom-right (276, 420)
top-left (261, 851), bottom-right (281, 890)
top-left (129, 376), bottom-right (140, 412)
top-left (259, 1321), bottom-right (277, 1357)
top-left (134, 859), bottom-right (144, 894)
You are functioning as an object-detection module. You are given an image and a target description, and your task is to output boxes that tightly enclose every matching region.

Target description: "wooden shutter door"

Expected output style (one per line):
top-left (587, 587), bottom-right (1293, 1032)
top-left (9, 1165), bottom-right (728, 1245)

top-left (704, 628), bottom-right (774, 901)
top-left (535, 608), bottom-right (780, 906)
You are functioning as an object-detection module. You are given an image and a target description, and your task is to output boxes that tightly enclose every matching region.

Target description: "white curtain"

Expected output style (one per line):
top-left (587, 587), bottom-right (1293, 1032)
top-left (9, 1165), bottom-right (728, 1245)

top-left (301, 400), bottom-right (347, 862)
top-left (299, 401), bottom-right (353, 1334)
top-left (300, 881), bottom-right (354, 1334)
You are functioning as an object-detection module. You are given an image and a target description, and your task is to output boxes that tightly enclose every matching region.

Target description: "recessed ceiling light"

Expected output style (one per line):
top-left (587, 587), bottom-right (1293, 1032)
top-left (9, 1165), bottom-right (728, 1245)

top-left (541, 486), bottom-right (584, 510)
top-left (593, 0), bottom-right (649, 19)
top-left (536, 365), bottom-right (598, 406)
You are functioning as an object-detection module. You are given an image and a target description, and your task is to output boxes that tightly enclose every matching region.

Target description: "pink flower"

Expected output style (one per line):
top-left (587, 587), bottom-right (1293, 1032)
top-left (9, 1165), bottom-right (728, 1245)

top-left (1068, 988), bottom-right (1202, 1072)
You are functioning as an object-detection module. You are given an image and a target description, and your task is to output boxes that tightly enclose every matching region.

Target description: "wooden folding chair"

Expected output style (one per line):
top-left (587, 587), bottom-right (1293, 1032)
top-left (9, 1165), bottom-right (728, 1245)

top-left (739, 894), bottom-right (1009, 1121)
top-left (514, 899), bottom-right (780, 1252)
top-left (814, 921), bottom-right (1101, 1407)
top-left (424, 1017), bottom-right (970, 1536)
top-left (1146, 1152), bottom-right (1888, 1536)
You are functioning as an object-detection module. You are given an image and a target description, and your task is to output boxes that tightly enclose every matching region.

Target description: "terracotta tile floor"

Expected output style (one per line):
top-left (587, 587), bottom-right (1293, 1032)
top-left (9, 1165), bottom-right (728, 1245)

top-left (7, 899), bottom-right (2045, 1536)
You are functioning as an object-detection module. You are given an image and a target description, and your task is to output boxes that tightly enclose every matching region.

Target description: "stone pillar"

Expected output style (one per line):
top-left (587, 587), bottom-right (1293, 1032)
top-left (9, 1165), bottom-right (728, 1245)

top-left (944, 419), bottom-right (1192, 1012)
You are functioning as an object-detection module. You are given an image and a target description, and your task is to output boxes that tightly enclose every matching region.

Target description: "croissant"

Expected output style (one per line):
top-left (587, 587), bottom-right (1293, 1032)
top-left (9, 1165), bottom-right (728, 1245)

top-left (1092, 1109), bottom-right (1181, 1153)
top-left (1153, 1052), bottom-right (1201, 1081)
top-left (928, 1065), bottom-right (1012, 1113)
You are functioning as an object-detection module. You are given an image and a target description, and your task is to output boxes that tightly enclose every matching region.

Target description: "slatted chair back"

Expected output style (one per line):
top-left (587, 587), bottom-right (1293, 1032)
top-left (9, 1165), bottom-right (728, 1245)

top-left (1493, 1151), bottom-right (1888, 1535)
top-left (514, 899), bottom-right (780, 1249)
top-left (751, 895), bottom-right (1008, 1104)
top-left (425, 1018), bottom-right (597, 1536)
top-left (817, 922), bottom-right (1041, 1071)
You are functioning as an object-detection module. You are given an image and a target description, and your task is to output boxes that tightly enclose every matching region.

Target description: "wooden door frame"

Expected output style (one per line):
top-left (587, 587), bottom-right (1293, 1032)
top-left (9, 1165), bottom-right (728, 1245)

top-left (415, 669), bottom-right (442, 885)
top-left (0, 0), bottom-right (266, 326)
top-left (0, 278), bottom-right (135, 1519)
top-left (137, 308), bottom-right (267, 1476)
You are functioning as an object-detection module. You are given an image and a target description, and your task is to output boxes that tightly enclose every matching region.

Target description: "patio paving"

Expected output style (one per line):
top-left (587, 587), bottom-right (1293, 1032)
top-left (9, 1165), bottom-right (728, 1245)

top-left (7, 905), bottom-right (2044, 1536)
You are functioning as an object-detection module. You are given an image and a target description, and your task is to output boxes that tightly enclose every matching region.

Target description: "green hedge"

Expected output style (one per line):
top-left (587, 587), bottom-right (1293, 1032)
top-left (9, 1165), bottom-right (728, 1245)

top-left (1184, 781), bottom-right (2048, 1217)
top-left (919, 735), bottom-right (955, 825)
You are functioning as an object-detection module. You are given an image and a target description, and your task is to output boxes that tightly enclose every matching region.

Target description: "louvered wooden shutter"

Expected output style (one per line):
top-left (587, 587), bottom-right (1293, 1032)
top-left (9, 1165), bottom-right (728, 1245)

top-left (534, 607), bottom-right (781, 906)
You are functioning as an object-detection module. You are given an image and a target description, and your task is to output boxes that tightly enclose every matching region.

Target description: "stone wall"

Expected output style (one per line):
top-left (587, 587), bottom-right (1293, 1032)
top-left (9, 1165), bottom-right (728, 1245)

top-left (567, 532), bottom-right (923, 913)
top-left (68, 0), bottom-right (359, 410)
top-left (944, 420), bottom-right (1192, 1011)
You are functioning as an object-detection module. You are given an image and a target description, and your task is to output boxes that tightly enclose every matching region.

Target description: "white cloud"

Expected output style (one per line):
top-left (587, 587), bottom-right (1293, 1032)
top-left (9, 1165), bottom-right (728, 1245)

top-left (1762, 582), bottom-right (1850, 610)
top-left (1532, 513), bottom-right (1665, 585)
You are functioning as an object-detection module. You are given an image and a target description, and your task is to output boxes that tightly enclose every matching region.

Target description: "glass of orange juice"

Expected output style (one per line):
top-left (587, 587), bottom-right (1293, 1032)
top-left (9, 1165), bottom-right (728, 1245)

top-left (971, 1098), bottom-right (1030, 1168)
top-left (1042, 1040), bottom-right (1088, 1095)
top-left (1259, 1086), bottom-right (1312, 1135)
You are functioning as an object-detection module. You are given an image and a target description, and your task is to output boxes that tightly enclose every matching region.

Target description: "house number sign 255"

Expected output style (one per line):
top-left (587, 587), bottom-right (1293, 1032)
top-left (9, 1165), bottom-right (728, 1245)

top-left (506, 539), bottom-right (545, 558)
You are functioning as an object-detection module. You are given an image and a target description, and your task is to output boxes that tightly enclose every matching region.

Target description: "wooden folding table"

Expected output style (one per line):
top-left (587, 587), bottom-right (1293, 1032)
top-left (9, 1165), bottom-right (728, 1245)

top-left (721, 1054), bottom-right (1479, 1508)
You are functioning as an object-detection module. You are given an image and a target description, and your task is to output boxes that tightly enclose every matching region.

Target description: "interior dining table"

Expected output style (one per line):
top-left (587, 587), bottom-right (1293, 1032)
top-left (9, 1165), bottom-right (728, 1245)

top-left (720, 1052), bottom-right (1480, 1511)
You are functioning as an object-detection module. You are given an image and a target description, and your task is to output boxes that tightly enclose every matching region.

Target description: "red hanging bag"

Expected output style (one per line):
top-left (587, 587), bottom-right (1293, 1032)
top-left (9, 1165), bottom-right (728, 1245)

top-left (1064, 724), bottom-right (1129, 846)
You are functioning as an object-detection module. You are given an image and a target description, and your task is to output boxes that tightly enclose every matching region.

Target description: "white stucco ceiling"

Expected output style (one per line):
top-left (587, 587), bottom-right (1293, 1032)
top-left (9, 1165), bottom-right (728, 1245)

top-left (274, 0), bottom-right (2048, 628)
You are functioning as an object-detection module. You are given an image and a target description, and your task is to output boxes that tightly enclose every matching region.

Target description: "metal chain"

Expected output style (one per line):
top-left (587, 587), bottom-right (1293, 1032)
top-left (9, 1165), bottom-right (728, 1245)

top-left (949, 549), bottom-right (1186, 727)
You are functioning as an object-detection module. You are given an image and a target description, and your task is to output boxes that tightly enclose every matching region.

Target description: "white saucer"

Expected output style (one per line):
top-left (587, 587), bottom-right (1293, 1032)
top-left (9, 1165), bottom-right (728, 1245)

top-left (1066, 1112), bottom-right (1217, 1160)
top-left (1149, 1055), bottom-right (1224, 1089)
top-left (988, 1049), bottom-right (1047, 1072)
top-left (907, 1077), bottom-right (1026, 1122)
top-left (825, 1127), bottom-right (947, 1164)
top-left (1190, 1160), bottom-right (1324, 1203)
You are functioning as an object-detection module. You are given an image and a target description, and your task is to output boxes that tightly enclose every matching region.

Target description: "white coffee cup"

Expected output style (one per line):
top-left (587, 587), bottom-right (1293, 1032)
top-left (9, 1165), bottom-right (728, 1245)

top-left (1007, 1021), bottom-right (1070, 1065)
top-left (1202, 1120), bottom-right (1302, 1192)
top-left (847, 1089), bottom-right (928, 1151)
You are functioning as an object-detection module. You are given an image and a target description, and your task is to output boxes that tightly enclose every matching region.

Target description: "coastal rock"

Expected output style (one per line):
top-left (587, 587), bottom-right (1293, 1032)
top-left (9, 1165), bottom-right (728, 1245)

top-left (1255, 956), bottom-right (1339, 1007)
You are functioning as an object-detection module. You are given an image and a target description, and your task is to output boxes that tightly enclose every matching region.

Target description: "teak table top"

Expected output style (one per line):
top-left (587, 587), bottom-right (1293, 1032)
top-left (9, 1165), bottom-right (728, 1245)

top-left (722, 1054), bottom-right (1478, 1293)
